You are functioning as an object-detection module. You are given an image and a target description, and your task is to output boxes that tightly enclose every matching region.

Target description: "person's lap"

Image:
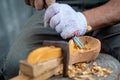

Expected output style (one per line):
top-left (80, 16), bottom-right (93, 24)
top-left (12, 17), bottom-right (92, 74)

top-left (1, 10), bottom-right (120, 79)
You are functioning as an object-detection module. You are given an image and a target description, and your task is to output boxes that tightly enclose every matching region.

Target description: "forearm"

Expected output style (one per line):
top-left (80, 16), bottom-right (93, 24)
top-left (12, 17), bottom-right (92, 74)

top-left (83, 0), bottom-right (120, 30)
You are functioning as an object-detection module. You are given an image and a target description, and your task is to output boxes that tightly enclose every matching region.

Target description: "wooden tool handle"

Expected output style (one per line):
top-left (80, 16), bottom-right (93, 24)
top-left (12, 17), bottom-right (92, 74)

top-left (87, 25), bottom-right (92, 32)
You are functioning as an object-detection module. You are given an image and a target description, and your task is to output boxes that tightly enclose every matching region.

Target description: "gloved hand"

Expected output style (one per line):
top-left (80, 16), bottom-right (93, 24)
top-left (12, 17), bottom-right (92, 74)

top-left (44, 3), bottom-right (87, 39)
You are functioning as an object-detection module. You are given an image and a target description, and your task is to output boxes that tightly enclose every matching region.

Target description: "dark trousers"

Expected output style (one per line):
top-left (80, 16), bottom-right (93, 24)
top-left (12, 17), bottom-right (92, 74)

top-left (1, 10), bottom-right (120, 80)
top-left (92, 23), bottom-right (120, 60)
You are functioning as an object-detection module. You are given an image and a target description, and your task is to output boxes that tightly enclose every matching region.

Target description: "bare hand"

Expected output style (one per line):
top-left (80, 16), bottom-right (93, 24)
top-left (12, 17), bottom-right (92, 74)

top-left (24, 0), bottom-right (55, 10)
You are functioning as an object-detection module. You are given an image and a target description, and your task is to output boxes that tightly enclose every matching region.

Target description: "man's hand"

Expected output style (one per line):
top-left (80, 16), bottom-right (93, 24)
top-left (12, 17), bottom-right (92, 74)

top-left (44, 3), bottom-right (87, 39)
top-left (24, 0), bottom-right (55, 10)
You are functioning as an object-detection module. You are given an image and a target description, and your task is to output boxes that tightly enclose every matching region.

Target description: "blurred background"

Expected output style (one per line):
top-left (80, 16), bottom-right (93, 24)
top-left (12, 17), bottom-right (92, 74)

top-left (0, 0), bottom-right (34, 68)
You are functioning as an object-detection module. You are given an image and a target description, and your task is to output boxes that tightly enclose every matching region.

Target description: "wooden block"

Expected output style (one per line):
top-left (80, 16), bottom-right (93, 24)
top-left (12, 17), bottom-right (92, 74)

top-left (31, 67), bottom-right (59, 80)
top-left (10, 75), bottom-right (29, 80)
top-left (10, 67), bottom-right (61, 80)
top-left (20, 58), bottom-right (62, 77)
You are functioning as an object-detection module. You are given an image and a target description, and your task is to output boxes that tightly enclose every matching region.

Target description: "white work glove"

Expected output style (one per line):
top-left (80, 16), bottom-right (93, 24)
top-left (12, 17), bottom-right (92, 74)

top-left (44, 3), bottom-right (87, 39)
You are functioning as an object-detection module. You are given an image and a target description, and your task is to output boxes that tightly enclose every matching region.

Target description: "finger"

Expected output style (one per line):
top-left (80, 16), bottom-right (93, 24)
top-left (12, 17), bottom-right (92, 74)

top-left (24, 0), bottom-right (31, 5)
top-left (45, 0), bottom-right (56, 7)
top-left (55, 22), bottom-right (64, 33)
top-left (66, 30), bottom-right (80, 39)
top-left (30, 0), bottom-right (35, 8)
top-left (73, 30), bottom-right (80, 36)
top-left (50, 13), bottom-right (60, 29)
top-left (44, 3), bottom-right (60, 27)
top-left (34, 0), bottom-right (44, 10)
top-left (60, 27), bottom-right (75, 39)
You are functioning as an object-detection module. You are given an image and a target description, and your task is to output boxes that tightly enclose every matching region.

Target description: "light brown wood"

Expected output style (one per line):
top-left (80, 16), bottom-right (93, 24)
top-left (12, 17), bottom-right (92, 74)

top-left (10, 67), bottom-right (61, 80)
top-left (27, 46), bottom-right (62, 65)
top-left (10, 75), bottom-right (29, 80)
top-left (69, 36), bottom-right (101, 64)
top-left (20, 58), bottom-right (62, 77)
top-left (19, 36), bottom-right (100, 78)
top-left (87, 26), bottom-right (92, 32)
top-left (11, 36), bottom-right (101, 80)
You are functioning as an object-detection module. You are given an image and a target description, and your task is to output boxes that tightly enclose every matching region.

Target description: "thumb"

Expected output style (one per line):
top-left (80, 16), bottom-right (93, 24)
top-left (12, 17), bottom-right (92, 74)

top-left (45, 0), bottom-right (56, 7)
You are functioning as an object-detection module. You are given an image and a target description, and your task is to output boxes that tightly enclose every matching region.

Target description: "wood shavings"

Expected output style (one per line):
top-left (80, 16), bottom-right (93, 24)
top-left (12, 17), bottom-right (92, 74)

top-left (67, 63), bottom-right (94, 80)
top-left (74, 40), bottom-right (91, 51)
top-left (92, 62), bottom-right (112, 77)
top-left (56, 62), bottom-right (113, 80)
top-left (82, 68), bottom-right (92, 75)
